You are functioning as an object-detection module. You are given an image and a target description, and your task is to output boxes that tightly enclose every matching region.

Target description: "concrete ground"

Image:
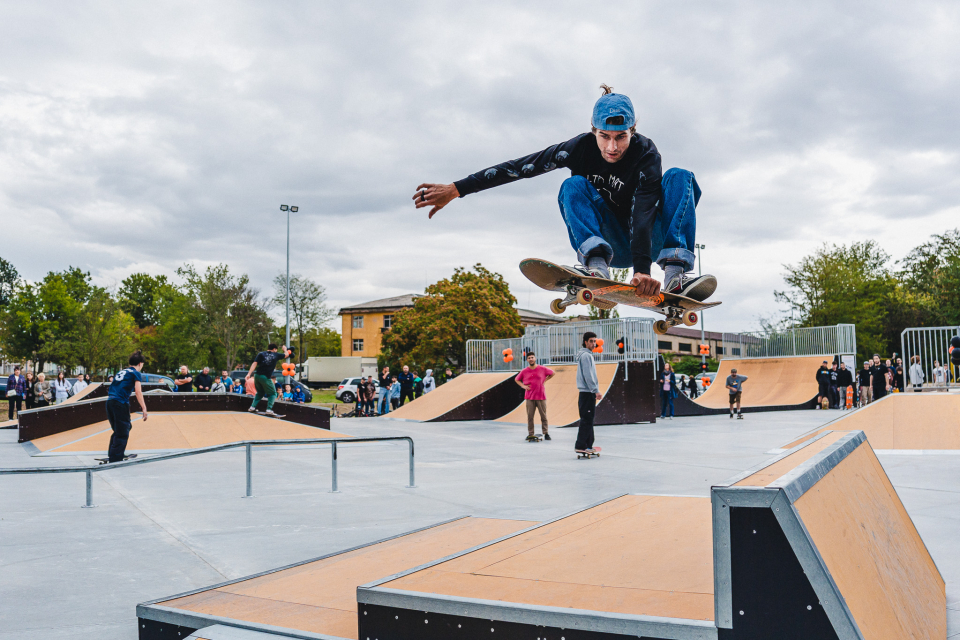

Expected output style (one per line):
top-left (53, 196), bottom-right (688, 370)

top-left (0, 408), bottom-right (957, 638)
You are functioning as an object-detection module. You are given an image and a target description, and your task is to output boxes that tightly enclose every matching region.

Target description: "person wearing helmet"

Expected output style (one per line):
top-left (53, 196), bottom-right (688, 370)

top-left (413, 84), bottom-right (717, 301)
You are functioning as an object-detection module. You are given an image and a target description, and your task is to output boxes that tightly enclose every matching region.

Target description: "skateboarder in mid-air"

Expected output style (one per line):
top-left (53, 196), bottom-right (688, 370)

top-left (413, 84), bottom-right (717, 302)
top-left (245, 343), bottom-right (289, 417)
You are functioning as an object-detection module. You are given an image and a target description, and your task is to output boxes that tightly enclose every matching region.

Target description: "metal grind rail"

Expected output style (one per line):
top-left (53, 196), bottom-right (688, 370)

top-left (0, 436), bottom-right (415, 508)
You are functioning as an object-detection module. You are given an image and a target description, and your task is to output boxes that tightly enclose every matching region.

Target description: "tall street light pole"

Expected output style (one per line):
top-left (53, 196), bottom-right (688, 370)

top-left (280, 205), bottom-right (298, 383)
top-left (695, 243), bottom-right (706, 367)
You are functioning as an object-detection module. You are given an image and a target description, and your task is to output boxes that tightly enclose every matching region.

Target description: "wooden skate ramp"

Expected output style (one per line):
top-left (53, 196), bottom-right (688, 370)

top-left (28, 412), bottom-right (348, 455)
top-left (695, 356), bottom-right (825, 409)
top-left (494, 363), bottom-right (619, 428)
top-left (139, 516), bottom-right (535, 640)
top-left (777, 392), bottom-right (960, 452)
top-left (386, 372), bottom-right (523, 422)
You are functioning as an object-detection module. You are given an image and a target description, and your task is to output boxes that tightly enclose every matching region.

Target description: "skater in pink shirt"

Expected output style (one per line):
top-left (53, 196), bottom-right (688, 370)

top-left (515, 352), bottom-right (556, 442)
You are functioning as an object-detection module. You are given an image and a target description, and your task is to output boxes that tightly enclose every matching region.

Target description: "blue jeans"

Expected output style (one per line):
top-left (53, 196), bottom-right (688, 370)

top-left (660, 390), bottom-right (675, 418)
top-left (378, 390), bottom-right (390, 414)
top-left (557, 169), bottom-right (700, 271)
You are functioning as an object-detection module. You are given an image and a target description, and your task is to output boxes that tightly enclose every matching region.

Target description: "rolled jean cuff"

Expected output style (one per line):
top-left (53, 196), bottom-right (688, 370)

top-left (656, 247), bottom-right (696, 272)
top-left (577, 236), bottom-right (613, 266)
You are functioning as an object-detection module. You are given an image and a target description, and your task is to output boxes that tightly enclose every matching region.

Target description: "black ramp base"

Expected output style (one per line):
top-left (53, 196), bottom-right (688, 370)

top-left (138, 617), bottom-right (197, 640)
top-left (359, 603), bottom-right (674, 640)
top-left (723, 507), bottom-right (838, 640)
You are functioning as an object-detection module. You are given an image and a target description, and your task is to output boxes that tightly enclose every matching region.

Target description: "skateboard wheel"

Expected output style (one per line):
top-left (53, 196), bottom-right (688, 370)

top-left (653, 320), bottom-right (670, 335)
top-left (549, 299), bottom-right (566, 315)
top-left (576, 289), bottom-right (593, 305)
top-left (682, 310), bottom-right (698, 327)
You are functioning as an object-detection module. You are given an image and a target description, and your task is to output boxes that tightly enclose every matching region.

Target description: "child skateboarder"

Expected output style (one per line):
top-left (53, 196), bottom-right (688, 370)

top-left (725, 368), bottom-right (748, 419)
top-left (575, 332), bottom-right (602, 454)
top-left (105, 351), bottom-right (149, 463)
top-left (514, 351), bottom-right (555, 441)
top-left (414, 85), bottom-right (717, 302)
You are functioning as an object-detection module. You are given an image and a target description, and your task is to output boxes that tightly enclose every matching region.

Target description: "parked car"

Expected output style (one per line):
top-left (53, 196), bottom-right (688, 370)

top-left (335, 377), bottom-right (379, 404)
top-left (227, 371), bottom-right (313, 403)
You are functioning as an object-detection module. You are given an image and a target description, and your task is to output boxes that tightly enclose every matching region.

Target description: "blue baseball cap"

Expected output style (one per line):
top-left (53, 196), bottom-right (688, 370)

top-left (592, 92), bottom-right (636, 131)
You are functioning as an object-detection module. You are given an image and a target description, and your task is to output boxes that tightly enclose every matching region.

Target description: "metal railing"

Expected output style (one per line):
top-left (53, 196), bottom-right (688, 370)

top-left (900, 326), bottom-right (960, 388)
top-left (0, 436), bottom-right (415, 508)
top-left (466, 317), bottom-right (657, 372)
top-left (721, 324), bottom-right (857, 360)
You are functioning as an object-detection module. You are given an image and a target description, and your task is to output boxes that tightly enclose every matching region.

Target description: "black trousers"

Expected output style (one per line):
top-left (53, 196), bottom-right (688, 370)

top-left (7, 396), bottom-right (21, 420)
top-left (106, 399), bottom-right (133, 462)
top-left (575, 392), bottom-right (596, 450)
top-left (399, 388), bottom-right (414, 405)
top-left (873, 385), bottom-right (887, 400)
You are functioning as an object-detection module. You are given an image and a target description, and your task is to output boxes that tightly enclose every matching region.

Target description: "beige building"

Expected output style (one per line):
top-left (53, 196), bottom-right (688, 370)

top-left (338, 294), bottom-right (563, 358)
top-left (659, 327), bottom-right (726, 359)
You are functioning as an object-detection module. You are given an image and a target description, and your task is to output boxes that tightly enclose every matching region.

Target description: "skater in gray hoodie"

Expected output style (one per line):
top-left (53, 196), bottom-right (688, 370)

top-left (575, 332), bottom-right (602, 453)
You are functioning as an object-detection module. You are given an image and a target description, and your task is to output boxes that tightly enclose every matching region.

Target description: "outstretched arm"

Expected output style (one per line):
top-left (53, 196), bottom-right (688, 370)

top-left (414, 135), bottom-right (583, 219)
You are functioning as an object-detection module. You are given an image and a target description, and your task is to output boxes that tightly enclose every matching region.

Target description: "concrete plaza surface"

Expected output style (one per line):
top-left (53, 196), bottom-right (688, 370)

top-left (1, 409), bottom-right (957, 638)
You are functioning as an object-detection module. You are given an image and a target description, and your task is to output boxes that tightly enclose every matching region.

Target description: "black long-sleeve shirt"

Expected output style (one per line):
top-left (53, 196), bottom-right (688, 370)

top-left (453, 132), bottom-right (663, 274)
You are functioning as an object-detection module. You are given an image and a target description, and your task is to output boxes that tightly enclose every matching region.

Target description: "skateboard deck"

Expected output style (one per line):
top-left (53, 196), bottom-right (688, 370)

top-left (96, 454), bottom-right (138, 465)
top-left (255, 411), bottom-right (286, 419)
top-left (521, 258), bottom-right (720, 335)
top-left (576, 446), bottom-right (601, 459)
top-left (526, 434), bottom-right (544, 442)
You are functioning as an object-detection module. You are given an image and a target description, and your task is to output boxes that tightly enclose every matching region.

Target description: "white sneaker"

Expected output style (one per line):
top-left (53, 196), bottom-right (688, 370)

top-left (664, 273), bottom-right (717, 301)
top-left (572, 263), bottom-right (610, 280)
top-left (248, 406), bottom-right (257, 413)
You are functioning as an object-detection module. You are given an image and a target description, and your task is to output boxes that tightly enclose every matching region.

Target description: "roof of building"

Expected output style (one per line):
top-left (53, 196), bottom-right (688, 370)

top-left (517, 308), bottom-right (564, 325)
top-left (664, 326), bottom-right (725, 341)
top-left (338, 294), bottom-right (421, 314)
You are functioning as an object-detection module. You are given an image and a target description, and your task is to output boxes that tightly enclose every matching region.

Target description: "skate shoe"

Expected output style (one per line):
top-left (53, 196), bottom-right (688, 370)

top-left (571, 263), bottom-right (610, 280)
top-left (664, 273), bottom-right (717, 301)
top-left (543, 433), bottom-right (552, 440)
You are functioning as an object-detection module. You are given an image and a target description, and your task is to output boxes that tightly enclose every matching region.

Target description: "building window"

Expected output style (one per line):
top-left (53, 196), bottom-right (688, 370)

top-left (352, 339), bottom-right (364, 352)
top-left (716, 347), bottom-right (725, 355)
top-left (678, 343), bottom-right (692, 353)
top-left (383, 314), bottom-right (394, 329)
top-left (732, 348), bottom-right (741, 356)
top-left (657, 341), bottom-right (673, 351)
top-left (352, 315), bottom-right (364, 329)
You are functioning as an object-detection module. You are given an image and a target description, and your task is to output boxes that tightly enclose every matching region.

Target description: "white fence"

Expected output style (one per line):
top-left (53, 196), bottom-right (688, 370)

top-left (720, 324), bottom-right (857, 360)
top-left (900, 326), bottom-right (960, 387)
top-left (466, 317), bottom-right (657, 373)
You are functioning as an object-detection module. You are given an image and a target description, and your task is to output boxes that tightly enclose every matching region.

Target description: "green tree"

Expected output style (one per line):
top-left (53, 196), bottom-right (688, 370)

top-left (271, 273), bottom-right (336, 363)
top-left (381, 264), bottom-right (523, 372)
top-left (62, 288), bottom-right (138, 376)
top-left (0, 257), bottom-right (19, 308)
top-left (774, 241), bottom-right (893, 360)
top-left (302, 327), bottom-right (342, 358)
top-left (177, 263), bottom-right (272, 371)
top-left (118, 273), bottom-right (178, 328)
top-left (898, 229), bottom-right (960, 326)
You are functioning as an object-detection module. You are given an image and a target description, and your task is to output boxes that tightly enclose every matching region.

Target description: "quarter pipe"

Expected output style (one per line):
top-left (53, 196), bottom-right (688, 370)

top-left (673, 356), bottom-right (826, 416)
top-left (385, 372), bottom-right (525, 422)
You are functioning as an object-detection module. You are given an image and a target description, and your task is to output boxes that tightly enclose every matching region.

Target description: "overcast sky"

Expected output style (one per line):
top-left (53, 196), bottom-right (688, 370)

top-left (2, 1), bottom-right (958, 333)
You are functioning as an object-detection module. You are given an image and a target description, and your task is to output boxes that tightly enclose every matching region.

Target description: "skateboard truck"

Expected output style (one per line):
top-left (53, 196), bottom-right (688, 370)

top-left (653, 307), bottom-right (699, 335)
top-left (550, 283), bottom-right (593, 314)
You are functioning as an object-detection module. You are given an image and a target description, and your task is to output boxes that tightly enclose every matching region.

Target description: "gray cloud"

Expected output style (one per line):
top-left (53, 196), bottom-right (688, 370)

top-left (1, 1), bottom-right (958, 332)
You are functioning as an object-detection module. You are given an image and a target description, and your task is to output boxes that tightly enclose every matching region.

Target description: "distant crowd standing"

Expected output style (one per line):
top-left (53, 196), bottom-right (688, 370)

top-left (171, 359), bottom-right (306, 404)
top-left (5, 367), bottom-right (94, 420)
top-left (363, 365), bottom-right (446, 417)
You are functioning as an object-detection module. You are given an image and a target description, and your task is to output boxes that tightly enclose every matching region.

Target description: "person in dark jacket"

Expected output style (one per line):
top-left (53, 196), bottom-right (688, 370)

top-left (815, 361), bottom-right (832, 408)
top-left (658, 363), bottom-right (677, 419)
top-left (835, 362), bottom-right (854, 409)
top-left (24, 371), bottom-right (36, 410)
top-left (6, 366), bottom-right (26, 420)
top-left (827, 363), bottom-right (840, 409)
top-left (397, 365), bottom-right (415, 406)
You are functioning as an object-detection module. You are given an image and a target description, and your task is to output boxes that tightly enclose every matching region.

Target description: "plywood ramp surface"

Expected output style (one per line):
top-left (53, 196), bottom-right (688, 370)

top-left (795, 442), bottom-right (946, 638)
top-left (62, 382), bottom-right (102, 404)
top-left (494, 363), bottom-right (618, 427)
top-left (159, 517), bottom-right (535, 640)
top-left (387, 372), bottom-right (516, 421)
top-left (30, 412), bottom-right (348, 454)
top-left (779, 393), bottom-right (960, 451)
top-left (383, 495), bottom-right (715, 622)
top-left (694, 356), bottom-right (825, 409)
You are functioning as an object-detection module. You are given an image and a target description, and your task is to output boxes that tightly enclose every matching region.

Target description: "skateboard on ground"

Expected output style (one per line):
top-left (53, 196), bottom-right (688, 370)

top-left (526, 434), bottom-right (544, 442)
top-left (576, 446), bottom-right (601, 459)
top-left (254, 411), bottom-right (286, 419)
top-left (520, 259), bottom-right (721, 335)
top-left (96, 454), bottom-right (138, 465)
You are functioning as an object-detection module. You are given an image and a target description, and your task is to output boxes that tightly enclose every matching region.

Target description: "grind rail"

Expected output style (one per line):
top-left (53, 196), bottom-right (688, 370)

top-left (0, 436), bottom-right (415, 508)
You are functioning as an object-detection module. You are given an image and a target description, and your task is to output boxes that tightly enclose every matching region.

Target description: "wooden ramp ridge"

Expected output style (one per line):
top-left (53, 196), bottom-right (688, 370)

top-left (386, 372), bottom-right (523, 422)
top-left (674, 356), bottom-right (826, 416)
top-left (61, 382), bottom-right (102, 404)
top-left (136, 429), bottom-right (944, 640)
top-left (775, 391), bottom-right (960, 452)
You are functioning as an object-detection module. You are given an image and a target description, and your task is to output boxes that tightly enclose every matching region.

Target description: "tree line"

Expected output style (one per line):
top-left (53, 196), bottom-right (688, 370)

top-left (0, 257), bottom-right (340, 377)
top-left (774, 229), bottom-right (960, 360)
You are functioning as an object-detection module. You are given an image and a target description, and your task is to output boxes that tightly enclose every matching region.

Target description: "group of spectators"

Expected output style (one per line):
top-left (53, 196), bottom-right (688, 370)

top-left (354, 365), bottom-right (446, 416)
top-left (817, 353), bottom-right (951, 409)
top-left (171, 365), bottom-right (306, 403)
top-left (5, 367), bottom-right (94, 419)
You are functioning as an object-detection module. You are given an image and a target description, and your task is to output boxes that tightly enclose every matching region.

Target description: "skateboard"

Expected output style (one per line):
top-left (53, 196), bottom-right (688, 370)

top-left (96, 454), bottom-right (138, 465)
top-left (254, 411), bottom-right (286, 419)
top-left (520, 259), bottom-right (721, 335)
top-left (576, 446), bottom-right (601, 459)
top-left (526, 434), bottom-right (544, 442)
